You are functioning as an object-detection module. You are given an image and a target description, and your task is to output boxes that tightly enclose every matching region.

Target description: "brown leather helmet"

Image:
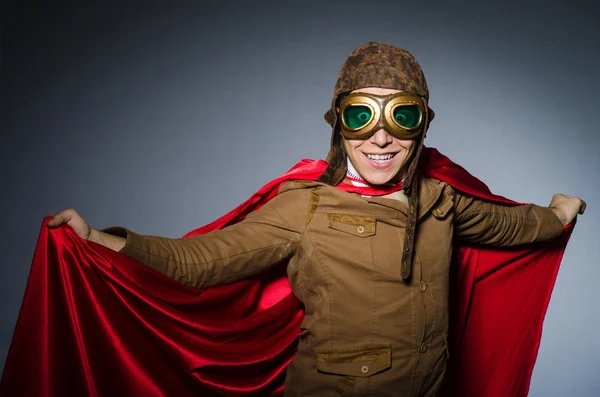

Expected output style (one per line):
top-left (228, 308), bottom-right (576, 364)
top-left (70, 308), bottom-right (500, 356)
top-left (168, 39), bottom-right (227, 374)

top-left (318, 41), bottom-right (434, 193)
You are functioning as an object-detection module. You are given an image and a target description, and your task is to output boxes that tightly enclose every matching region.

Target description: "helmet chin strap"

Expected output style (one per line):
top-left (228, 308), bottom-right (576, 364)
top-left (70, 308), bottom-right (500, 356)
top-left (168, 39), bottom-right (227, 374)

top-left (398, 104), bottom-right (429, 281)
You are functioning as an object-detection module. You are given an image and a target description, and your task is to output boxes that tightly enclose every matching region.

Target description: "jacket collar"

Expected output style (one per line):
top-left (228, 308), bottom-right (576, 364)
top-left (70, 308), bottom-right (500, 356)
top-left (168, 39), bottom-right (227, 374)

top-left (363, 176), bottom-right (444, 220)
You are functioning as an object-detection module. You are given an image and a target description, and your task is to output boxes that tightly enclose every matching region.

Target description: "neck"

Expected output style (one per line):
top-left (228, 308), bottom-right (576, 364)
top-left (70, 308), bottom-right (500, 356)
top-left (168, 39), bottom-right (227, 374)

top-left (346, 158), bottom-right (366, 183)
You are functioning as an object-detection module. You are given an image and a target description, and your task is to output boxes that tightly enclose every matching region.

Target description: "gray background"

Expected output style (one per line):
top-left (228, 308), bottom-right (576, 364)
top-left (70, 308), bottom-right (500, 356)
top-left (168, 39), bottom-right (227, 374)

top-left (2, 1), bottom-right (599, 395)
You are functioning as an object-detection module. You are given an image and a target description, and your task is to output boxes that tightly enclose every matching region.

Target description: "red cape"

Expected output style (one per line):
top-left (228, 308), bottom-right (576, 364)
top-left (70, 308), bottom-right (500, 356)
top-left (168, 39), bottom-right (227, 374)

top-left (0, 147), bottom-right (572, 397)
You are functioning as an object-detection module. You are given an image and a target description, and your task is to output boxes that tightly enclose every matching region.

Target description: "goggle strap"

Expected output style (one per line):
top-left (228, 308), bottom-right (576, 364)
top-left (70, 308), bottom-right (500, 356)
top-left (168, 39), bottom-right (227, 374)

top-left (401, 175), bottom-right (418, 281)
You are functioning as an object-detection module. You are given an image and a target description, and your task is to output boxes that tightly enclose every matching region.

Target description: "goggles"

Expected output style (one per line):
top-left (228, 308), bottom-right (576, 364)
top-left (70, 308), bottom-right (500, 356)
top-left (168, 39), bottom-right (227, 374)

top-left (338, 92), bottom-right (428, 140)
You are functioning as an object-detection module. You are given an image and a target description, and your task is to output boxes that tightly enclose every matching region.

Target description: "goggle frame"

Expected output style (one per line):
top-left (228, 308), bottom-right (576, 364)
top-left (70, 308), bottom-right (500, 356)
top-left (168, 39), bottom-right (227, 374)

top-left (338, 92), bottom-right (427, 140)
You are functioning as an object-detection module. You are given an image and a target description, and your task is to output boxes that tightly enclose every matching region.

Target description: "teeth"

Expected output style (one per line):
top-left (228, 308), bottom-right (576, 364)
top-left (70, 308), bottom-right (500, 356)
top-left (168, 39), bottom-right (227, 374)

top-left (367, 154), bottom-right (394, 161)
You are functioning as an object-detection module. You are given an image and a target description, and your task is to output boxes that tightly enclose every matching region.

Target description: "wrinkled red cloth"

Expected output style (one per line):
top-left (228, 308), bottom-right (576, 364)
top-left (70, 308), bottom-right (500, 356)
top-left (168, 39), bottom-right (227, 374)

top-left (0, 147), bottom-right (572, 397)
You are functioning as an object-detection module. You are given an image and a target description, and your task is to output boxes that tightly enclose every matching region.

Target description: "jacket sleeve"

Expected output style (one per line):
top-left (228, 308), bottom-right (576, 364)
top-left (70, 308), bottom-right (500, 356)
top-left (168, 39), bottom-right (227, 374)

top-left (102, 188), bottom-right (310, 288)
top-left (453, 189), bottom-right (564, 247)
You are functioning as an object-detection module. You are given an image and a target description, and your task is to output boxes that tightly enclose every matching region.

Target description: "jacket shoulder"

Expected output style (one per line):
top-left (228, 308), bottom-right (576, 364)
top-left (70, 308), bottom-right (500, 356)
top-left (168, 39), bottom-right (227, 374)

top-left (278, 180), bottom-right (329, 194)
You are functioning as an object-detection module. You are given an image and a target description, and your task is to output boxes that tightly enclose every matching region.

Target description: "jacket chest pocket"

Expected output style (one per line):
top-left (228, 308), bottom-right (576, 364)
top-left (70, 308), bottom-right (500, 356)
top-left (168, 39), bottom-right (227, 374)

top-left (327, 214), bottom-right (376, 237)
top-left (319, 213), bottom-right (378, 282)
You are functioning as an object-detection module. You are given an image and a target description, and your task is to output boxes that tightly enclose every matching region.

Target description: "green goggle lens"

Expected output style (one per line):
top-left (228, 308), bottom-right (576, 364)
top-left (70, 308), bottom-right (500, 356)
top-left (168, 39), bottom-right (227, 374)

top-left (393, 105), bottom-right (421, 129)
top-left (343, 105), bottom-right (373, 129)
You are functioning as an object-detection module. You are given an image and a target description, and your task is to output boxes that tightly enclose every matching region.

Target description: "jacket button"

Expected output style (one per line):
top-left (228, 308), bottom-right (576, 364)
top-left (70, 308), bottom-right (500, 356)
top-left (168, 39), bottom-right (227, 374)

top-left (361, 365), bottom-right (369, 374)
top-left (420, 343), bottom-right (428, 353)
top-left (357, 225), bottom-right (365, 234)
top-left (419, 281), bottom-right (427, 292)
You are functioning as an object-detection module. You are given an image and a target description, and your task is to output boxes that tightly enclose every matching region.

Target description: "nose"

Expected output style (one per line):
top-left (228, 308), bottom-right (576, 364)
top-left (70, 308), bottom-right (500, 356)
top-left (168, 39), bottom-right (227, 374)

top-left (369, 128), bottom-right (393, 147)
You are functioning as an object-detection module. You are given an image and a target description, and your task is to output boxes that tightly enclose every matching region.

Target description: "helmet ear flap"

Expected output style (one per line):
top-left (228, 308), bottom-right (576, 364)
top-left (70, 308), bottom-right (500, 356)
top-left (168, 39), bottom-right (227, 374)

top-left (428, 107), bottom-right (435, 122)
top-left (318, 126), bottom-right (347, 186)
top-left (319, 92), bottom-right (351, 186)
top-left (324, 107), bottom-right (336, 127)
top-left (423, 106), bottom-right (434, 138)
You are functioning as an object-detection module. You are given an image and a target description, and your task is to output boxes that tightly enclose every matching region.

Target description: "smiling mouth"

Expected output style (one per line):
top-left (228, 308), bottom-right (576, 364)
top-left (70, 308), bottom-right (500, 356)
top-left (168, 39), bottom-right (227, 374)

top-left (364, 153), bottom-right (397, 163)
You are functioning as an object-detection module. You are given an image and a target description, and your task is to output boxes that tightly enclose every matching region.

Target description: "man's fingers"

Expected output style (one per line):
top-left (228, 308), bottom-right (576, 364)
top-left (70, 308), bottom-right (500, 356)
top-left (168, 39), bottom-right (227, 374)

top-left (47, 214), bottom-right (65, 227)
top-left (579, 199), bottom-right (587, 215)
top-left (47, 209), bottom-right (75, 228)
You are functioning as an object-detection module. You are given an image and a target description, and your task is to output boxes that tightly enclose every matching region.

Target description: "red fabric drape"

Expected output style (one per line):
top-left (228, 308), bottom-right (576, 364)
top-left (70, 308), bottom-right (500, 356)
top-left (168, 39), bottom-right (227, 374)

top-left (0, 147), bottom-right (572, 397)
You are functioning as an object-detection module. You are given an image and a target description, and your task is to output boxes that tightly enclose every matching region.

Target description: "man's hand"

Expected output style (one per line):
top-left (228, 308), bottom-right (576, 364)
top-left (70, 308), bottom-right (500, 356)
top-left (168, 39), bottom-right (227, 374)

top-left (47, 208), bottom-right (92, 239)
top-left (47, 209), bottom-right (126, 251)
top-left (549, 194), bottom-right (586, 227)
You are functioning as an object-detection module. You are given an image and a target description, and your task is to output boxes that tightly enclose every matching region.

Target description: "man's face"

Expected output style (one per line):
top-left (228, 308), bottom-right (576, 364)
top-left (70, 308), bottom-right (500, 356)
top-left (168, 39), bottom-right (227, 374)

top-left (342, 87), bottom-right (415, 186)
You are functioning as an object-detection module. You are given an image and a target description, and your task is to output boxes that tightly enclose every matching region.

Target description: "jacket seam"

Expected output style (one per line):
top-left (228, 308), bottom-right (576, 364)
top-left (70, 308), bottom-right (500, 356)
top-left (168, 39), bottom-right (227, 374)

top-left (210, 243), bottom-right (296, 283)
top-left (126, 240), bottom-right (295, 266)
top-left (306, 222), bottom-right (335, 351)
top-left (315, 210), bottom-right (398, 218)
top-left (458, 211), bottom-right (538, 222)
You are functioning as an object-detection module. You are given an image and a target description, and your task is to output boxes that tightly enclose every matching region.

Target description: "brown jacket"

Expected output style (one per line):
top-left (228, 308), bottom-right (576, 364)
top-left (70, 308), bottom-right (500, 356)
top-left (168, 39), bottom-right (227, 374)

top-left (107, 178), bottom-right (563, 397)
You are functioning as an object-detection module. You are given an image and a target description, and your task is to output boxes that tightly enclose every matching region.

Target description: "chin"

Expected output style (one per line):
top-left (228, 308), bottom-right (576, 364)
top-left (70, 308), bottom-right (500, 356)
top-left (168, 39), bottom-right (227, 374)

top-left (363, 170), bottom-right (398, 186)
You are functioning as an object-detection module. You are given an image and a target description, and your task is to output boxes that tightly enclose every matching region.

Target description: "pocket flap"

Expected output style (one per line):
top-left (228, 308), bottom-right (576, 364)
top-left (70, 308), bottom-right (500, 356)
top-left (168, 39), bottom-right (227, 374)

top-left (316, 346), bottom-right (391, 377)
top-left (431, 196), bottom-right (453, 219)
top-left (327, 214), bottom-right (376, 237)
